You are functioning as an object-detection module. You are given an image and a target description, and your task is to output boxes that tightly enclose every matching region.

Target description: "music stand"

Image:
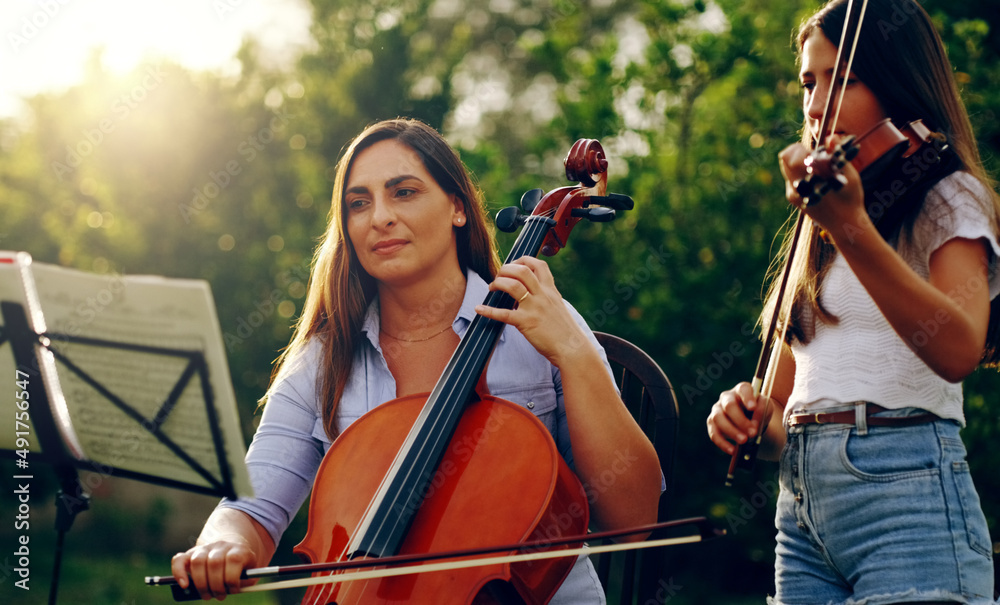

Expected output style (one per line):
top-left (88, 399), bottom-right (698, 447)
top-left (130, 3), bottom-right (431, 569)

top-left (0, 254), bottom-right (252, 605)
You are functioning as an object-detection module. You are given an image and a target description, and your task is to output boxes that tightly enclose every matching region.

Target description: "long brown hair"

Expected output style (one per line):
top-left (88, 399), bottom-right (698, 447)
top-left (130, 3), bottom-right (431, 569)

top-left (266, 119), bottom-right (502, 439)
top-left (764, 0), bottom-right (1000, 364)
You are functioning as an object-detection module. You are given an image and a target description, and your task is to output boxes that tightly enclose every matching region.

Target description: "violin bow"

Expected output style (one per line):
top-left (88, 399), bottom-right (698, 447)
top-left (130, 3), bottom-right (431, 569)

top-left (726, 0), bottom-right (870, 485)
top-left (147, 517), bottom-right (725, 600)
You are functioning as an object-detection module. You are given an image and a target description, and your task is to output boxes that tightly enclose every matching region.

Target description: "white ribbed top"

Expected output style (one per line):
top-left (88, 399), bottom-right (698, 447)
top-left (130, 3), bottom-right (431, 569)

top-left (787, 171), bottom-right (1000, 425)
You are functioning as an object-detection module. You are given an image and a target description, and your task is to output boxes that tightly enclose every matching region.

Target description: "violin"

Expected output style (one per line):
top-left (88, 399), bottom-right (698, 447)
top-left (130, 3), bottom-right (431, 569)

top-left (152, 139), bottom-right (640, 603)
top-left (725, 0), bottom-right (954, 484)
top-left (796, 117), bottom-right (953, 237)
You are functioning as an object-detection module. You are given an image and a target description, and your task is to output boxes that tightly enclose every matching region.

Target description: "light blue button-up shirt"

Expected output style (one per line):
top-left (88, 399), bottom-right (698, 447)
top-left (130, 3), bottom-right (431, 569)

top-left (223, 269), bottom-right (611, 603)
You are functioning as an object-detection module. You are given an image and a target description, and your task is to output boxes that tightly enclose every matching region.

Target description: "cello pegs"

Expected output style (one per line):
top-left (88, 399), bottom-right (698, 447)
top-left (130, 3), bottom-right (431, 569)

top-left (495, 206), bottom-right (526, 233)
top-left (520, 188), bottom-right (544, 214)
top-left (588, 193), bottom-right (634, 211)
top-left (570, 207), bottom-right (615, 223)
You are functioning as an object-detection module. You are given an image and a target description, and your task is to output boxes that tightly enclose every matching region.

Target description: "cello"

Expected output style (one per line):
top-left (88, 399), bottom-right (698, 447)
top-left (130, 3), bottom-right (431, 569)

top-left (154, 138), bottom-right (649, 603)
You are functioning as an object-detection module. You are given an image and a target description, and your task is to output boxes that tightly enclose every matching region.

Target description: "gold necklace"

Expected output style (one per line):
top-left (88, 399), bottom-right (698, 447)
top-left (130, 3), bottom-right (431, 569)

top-left (380, 323), bottom-right (453, 343)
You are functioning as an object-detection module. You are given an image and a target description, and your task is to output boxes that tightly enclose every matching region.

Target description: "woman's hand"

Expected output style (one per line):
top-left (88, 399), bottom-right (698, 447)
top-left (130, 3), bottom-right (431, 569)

top-left (170, 509), bottom-right (273, 600)
top-left (477, 256), bottom-right (662, 533)
top-left (171, 539), bottom-right (258, 600)
top-left (475, 256), bottom-right (591, 366)
top-left (778, 139), bottom-right (871, 243)
top-left (706, 382), bottom-right (776, 457)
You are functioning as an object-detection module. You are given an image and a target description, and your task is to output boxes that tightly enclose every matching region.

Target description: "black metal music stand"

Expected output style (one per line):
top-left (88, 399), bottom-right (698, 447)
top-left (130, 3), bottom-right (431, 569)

top-left (1, 301), bottom-right (242, 605)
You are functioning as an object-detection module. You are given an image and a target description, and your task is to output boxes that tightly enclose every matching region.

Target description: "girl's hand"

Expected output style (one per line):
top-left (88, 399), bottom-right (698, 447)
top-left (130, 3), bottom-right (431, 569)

top-left (474, 256), bottom-right (591, 366)
top-left (171, 540), bottom-right (258, 600)
top-left (778, 139), bottom-right (869, 241)
top-left (706, 382), bottom-right (775, 456)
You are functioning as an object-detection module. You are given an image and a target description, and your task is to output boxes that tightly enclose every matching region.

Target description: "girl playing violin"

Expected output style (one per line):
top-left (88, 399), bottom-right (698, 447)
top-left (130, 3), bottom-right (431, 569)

top-left (170, 118), bottom-right (661, 602)
top-left (706, 0), bottom-right (999, 602)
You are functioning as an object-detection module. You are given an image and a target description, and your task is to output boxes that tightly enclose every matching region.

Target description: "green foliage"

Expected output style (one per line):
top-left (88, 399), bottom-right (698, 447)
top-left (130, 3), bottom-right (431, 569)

top-left (1, 1), bottom-right (998, 603)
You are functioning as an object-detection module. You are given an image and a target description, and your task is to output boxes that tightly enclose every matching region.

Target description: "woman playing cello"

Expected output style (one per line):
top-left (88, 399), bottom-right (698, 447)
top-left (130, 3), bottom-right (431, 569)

top-left (170, 118), bottom-right (661, 603)
top-left (707, 0), bottom-right (999, 602)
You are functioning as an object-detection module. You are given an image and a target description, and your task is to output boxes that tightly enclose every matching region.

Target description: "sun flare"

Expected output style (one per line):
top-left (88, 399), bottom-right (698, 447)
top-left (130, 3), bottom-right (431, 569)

top-left (1, 0), bottom-right (311, 117)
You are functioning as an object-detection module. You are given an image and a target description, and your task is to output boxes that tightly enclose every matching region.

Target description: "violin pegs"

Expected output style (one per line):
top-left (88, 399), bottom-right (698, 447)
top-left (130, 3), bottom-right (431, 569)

top-left (830, 173), bottom-right (849, 191)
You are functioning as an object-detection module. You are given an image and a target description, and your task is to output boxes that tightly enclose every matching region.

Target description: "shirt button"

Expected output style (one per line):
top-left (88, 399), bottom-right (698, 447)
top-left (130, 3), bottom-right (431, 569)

top-left (526, 401), bottom-right (535, 409)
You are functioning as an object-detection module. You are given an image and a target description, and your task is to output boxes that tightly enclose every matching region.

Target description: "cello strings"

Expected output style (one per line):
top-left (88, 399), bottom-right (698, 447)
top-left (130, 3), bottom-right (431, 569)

top-left (374, 212), bottom-right (552, 537)
top-left (356, 210), bottom-right (555, 580)
top-left (311, 202), bottom-right (567, 602)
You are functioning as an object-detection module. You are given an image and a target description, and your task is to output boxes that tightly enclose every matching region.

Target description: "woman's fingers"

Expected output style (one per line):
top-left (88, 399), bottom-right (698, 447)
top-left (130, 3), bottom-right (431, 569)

top-left (172, 542), bottom-right (255, 600)
top-left (707, 383), bottom-right (760, 455)
top-left (476, 257), bottom-right (589, 363)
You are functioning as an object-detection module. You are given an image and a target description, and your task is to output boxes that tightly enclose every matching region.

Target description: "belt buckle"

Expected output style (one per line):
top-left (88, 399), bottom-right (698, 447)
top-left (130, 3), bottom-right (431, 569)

top-left (813, 412), bottom-right (824, 424)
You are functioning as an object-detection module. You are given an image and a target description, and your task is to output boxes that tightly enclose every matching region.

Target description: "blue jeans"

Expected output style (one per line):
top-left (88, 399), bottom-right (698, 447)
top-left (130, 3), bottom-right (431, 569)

top-left (773, 410), bottom-right (994, 604)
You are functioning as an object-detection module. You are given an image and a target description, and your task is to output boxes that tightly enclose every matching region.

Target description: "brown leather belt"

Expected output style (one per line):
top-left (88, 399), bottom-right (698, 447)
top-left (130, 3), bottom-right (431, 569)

top-left (787, 403), bottom-right (938, 427)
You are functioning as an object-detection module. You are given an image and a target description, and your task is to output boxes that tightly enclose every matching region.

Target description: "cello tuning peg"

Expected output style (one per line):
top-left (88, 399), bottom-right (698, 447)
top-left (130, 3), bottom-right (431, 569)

top-left (495, 205), bottom-right (525, 233)
top-left (570, 207), bottom-right (616, 223)
top-left (588, 193), bottom-right (634, 211)
top-left (520, 188), bottom-right (544, 214)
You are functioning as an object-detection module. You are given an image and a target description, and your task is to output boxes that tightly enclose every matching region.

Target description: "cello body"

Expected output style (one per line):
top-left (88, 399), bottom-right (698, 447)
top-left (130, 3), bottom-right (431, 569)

top-left (294, 393), bottom-right (589, 604)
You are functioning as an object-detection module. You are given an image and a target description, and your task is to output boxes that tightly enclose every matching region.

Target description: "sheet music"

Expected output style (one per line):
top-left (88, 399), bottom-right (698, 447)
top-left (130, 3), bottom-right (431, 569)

top-left (1, 252), bottom-right (253, 497)
top-left (0, 252), bottom-right (41, 453)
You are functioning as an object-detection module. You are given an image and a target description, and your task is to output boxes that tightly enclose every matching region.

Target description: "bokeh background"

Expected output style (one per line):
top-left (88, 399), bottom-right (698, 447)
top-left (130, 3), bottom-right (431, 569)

top-left (1, 1), bottom-right (998, 603)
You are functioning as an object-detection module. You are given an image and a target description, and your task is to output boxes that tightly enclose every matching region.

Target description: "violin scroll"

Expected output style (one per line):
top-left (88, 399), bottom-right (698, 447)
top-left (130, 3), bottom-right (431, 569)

top-left (792, 116), bottom-right (929, 208)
